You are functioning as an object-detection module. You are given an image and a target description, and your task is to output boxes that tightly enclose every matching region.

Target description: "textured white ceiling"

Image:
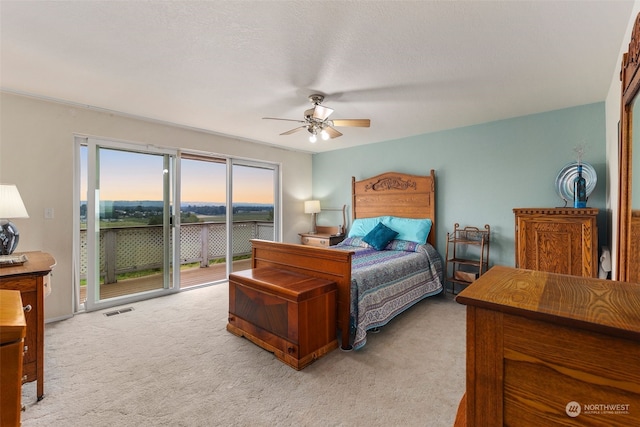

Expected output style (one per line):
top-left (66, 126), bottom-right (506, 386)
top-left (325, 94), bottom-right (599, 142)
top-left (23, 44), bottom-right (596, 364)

top-left (0, 1), bottom-right (634, 153)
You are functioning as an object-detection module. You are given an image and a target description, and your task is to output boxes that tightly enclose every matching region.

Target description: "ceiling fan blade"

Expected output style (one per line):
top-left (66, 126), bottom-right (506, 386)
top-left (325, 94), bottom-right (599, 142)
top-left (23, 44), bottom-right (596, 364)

top-left (312, 105), bottom-right (334, 121)
top-left (331, 119), bottom-right (371, 127)
top-left (263, 117), bottom-right (306, 123)
top-left (280, 126), bottom-right (308, 136)
top-left (324, 126), bottom-right (343, 139)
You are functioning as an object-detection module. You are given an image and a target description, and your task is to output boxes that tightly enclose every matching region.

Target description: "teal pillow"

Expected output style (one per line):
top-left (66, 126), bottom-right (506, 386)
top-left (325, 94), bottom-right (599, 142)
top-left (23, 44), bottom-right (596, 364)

top-left (362, 222), bottom-right (398, 250)
top-left (348, 216), bottom-right (387, 238)
top-left (382, 217), bottom-right (432, 244)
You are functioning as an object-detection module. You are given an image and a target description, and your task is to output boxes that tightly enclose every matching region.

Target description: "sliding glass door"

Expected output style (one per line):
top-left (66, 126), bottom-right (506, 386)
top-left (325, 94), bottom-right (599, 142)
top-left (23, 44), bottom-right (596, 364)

top-left (179, 155), bottom-right (228, 287)
top-left (75, 139), bottom-right (280, 312)
top-left (80, 138), bottom-right (178, 312)
top-left (230, 161), bottom-right (278, 272)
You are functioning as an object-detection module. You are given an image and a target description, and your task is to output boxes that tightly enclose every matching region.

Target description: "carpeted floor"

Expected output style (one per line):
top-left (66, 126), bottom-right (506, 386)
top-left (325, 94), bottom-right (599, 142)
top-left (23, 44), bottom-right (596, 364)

top-left (21, 283), bottom-right (466, 426)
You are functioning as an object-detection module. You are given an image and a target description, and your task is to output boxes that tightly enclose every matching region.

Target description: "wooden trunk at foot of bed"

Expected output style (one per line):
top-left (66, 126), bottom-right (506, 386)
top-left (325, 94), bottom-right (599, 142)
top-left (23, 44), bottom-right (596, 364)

top-left (251, 239), bottom-right (354, 350)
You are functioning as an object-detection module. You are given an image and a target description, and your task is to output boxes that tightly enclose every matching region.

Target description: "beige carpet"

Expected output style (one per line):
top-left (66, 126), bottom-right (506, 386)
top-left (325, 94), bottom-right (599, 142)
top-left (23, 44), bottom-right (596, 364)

top-left (21, 283), bottom-right (466, 426)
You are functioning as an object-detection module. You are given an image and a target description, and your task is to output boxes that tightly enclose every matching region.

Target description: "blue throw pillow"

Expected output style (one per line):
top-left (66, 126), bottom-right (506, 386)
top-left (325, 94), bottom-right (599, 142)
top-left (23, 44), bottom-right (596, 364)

top-left (362, 222), bottom-right (398, 251)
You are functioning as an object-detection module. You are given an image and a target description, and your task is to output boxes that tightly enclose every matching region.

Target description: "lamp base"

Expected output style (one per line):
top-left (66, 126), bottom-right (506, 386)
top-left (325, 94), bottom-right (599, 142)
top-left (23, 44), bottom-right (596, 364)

top-left (0, 219), bottom-right (20, 255)
top-left (309, 212), bottom-right (318, 235)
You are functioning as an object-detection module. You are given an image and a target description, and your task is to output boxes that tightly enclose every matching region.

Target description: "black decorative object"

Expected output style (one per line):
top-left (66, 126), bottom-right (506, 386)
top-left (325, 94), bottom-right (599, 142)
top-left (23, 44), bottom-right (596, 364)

top-left (573, 164), bottom-right (587, 208)
top-left (0, 220), bottom-right (20, 255)
top-left (0, 184), bottom-right (30, 255)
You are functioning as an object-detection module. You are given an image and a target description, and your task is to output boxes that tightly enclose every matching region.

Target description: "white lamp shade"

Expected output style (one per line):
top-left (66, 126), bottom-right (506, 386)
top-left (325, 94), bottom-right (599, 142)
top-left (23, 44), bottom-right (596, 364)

top-left (0, 184), bottom-right (29, 218)
top-left (304, 200), bottom-right (321, 214)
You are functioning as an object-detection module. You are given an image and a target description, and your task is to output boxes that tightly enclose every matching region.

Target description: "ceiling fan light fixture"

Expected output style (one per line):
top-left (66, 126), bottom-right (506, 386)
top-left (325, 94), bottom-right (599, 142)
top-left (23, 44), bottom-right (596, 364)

top-left (263, 94), bottom-right (370, 144)
top-left (308, 126), bottom-right (318, 143)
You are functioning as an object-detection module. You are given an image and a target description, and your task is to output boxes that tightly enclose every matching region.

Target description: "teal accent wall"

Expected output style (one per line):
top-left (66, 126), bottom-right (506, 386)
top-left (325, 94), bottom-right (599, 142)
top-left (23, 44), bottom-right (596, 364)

top-left (312, 103), bottom-right (607, 269)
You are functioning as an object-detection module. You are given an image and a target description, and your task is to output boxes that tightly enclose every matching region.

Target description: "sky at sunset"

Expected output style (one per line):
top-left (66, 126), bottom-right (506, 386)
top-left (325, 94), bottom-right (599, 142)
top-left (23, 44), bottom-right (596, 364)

top-left (81, 147), bottom-right (274, 204)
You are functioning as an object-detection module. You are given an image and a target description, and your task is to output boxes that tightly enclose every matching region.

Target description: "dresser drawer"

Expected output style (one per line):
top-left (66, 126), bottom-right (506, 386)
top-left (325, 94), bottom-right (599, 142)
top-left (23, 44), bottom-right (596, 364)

top-left (22, 360), bottom-right (36, 384)
top-left (0, 276), bottom-right (37, 292)
top-left (299, 233), bottom-right (344, 247)
top-left (301, 236), bottom-right (330, 247)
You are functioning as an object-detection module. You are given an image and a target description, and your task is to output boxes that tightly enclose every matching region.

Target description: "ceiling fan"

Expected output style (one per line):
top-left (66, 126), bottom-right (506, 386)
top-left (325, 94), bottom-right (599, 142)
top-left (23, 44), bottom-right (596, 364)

top-left (263, 94), bottom-right (371, 142)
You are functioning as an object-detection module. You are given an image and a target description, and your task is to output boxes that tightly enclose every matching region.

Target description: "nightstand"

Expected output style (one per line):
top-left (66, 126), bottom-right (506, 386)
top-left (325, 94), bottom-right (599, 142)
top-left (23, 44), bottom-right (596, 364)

top-left (299, 233), bottom-right (345, 248)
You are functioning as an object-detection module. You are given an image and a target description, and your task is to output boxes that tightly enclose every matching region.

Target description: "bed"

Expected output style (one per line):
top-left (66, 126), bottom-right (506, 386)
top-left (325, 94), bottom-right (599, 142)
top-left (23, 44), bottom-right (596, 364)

top-left (250, 170), bottom-right (444, 350)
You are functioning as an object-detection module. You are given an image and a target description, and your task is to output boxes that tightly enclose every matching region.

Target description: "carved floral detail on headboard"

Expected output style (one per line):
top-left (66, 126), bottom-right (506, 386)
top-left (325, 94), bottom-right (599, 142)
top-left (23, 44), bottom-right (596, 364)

top-left (623, 13), bottom-right (640, 92)
top-left (631, 13), bottom-right (640, 66)
top-left (365, 177), bottom-right (417, 192)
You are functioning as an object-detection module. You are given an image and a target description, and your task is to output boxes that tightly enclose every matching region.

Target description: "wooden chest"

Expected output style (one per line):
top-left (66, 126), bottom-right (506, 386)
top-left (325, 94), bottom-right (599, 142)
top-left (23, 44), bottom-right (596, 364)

top-left (227, 267), bottom-right (338, 370)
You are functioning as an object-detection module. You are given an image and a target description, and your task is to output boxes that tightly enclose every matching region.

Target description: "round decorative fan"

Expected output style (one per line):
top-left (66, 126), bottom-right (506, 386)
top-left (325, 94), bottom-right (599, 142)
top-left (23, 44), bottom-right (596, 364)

top-left (555, 161), bottom-right (597, 206)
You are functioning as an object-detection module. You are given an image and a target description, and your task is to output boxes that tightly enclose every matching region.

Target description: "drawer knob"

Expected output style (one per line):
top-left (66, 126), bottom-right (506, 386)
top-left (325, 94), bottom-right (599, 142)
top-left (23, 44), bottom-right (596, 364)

top-left (22, 375), bottom-right (28, 382)
top-left (23, 345), bottom-right (29, 354)
top-left (23, 304), bottom-right (32, 312)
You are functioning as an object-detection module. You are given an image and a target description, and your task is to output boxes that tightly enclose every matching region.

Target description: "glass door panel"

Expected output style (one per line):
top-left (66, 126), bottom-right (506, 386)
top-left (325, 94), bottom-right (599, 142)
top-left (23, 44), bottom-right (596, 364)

top-left (83, 140), bottom-right (177, 311)
top-left (179, 155), bottom-right (228, 288)
top-left (230, 163), bottom-right (278, 273)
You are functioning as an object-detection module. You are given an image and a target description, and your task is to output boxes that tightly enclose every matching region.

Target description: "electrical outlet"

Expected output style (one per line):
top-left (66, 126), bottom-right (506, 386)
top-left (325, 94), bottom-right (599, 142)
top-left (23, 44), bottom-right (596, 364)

top-left (44, 207), bottom-right (54, 219)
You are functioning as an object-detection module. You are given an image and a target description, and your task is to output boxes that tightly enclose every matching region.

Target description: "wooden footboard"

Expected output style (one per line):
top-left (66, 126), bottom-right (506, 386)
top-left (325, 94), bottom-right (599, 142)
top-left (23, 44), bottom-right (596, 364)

top-left (250, 239), bottom-right (354, 349)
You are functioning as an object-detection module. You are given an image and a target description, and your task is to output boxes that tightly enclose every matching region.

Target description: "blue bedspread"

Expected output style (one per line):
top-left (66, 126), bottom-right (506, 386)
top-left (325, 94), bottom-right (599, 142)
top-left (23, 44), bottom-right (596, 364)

top-left (333, 237), bottom-right (444, 350)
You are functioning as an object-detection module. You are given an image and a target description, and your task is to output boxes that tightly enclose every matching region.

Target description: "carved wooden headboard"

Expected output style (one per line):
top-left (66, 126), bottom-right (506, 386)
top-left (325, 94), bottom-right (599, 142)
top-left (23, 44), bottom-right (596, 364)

top-left (352, 170), bottom-right (436, 246)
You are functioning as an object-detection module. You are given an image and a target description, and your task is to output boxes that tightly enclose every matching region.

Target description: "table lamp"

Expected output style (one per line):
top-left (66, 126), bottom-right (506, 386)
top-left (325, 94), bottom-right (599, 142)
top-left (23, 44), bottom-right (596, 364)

top-left (0, 184), bottom-right (29, 255)
top-left (304, 200), bottom-right (321, 234)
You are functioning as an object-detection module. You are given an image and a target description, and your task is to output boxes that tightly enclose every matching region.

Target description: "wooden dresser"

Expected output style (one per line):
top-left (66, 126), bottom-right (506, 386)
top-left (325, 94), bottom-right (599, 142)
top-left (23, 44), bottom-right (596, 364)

top-left (455, 266), bottom-right (640, 426)
top-left (0, 251), bottom-right (56, 402)
top-left (0, 289), bottom-right (27, 427)
top-left (514, 207), bottom-right (598, 277)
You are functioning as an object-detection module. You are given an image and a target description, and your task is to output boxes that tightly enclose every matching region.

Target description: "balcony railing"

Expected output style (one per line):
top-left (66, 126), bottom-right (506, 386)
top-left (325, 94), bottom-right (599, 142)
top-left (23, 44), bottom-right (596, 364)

top-left (80, 221), bottom-right (273, 284)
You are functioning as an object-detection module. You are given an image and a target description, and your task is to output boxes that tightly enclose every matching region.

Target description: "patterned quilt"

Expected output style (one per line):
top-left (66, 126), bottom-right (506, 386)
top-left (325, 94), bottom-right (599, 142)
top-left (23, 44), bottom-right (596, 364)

top-left (333, 237), bottom-right (444, 350)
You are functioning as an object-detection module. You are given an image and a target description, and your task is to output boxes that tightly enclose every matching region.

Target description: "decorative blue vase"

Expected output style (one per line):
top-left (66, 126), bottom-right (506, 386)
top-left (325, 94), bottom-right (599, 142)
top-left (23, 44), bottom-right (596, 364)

top-left (574, 164), bottom-right (587, 208)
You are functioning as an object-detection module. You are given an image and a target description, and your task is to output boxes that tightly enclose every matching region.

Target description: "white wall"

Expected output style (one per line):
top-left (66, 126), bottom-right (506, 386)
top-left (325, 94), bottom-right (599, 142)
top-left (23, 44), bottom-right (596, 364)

top-left (605, 1), bottom-right (640, 278)
top-left (0, 92), bottom-right (313, 321)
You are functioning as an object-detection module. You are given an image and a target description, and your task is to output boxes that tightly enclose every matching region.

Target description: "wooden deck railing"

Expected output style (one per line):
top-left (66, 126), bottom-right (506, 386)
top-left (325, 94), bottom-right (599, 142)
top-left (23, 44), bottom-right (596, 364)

top-left (80, 221), bottom-right (273, 284)
top-left (78, 258), bottom-right (252, 302)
